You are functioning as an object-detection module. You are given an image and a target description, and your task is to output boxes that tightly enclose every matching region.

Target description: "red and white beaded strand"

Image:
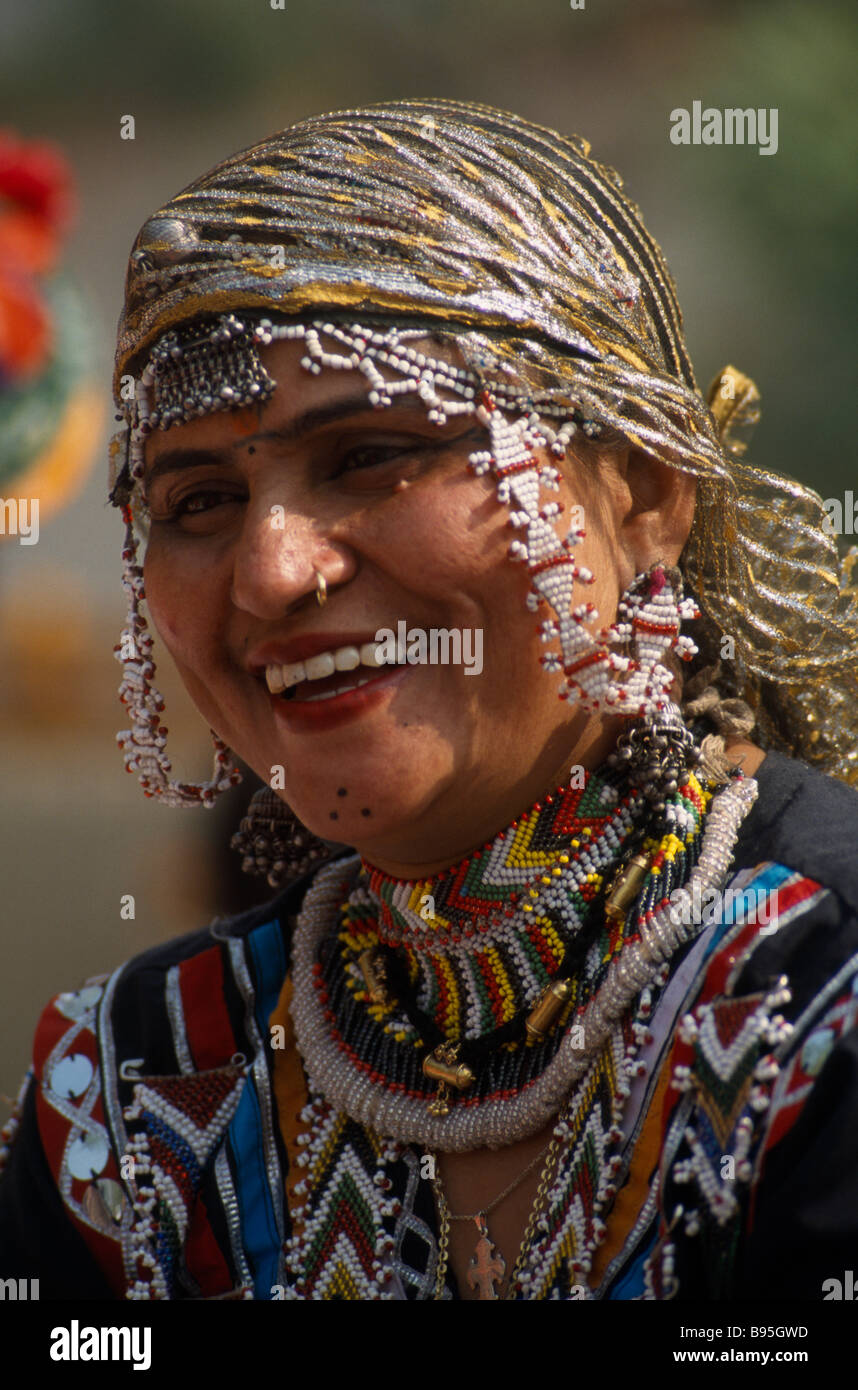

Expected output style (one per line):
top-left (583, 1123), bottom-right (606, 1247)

top-left (114, 503), bottom-right (241, 807)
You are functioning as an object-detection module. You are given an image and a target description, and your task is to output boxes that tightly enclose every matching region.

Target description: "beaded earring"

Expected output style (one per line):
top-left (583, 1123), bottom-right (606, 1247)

top-left (471, 395), bottom-right (699, 727)
top-left (114, 505), bottom-right (242, 807)
top-left (230, 786), bottom-right (334, 888)
top-left (605, 565), bottom-right (703, 809)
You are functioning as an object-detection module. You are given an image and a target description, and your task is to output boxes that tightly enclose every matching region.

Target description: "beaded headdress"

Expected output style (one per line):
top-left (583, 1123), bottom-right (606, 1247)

top-left (110, 98), bottom-right (858, 792)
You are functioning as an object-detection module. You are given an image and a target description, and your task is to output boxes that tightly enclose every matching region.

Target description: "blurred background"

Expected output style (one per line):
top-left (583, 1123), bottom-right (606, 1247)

top-left (1, 0), bottom-right (856, 1107)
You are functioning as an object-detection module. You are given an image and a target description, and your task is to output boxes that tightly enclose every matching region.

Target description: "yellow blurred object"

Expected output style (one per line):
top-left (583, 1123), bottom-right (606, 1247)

top-left (3, 383), bottom-right (105, 529)
top-left (0, 570), bottom-right (99, 727)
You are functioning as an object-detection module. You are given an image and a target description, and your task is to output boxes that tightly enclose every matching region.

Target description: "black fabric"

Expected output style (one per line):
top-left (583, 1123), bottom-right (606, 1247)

top-left (663, 754), bottom-right (858, 1300)
top-left (661, 875), bottom-right (858, 1300)
top-left (736, 1027), bottom-right (858, 1299)
top-left (730, 751), bottom-right (858, 913)
top-left (734, 872), bottom-right (858, 1019)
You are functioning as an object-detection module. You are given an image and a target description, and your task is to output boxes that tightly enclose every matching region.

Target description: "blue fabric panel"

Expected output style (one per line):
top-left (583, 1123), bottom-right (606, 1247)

top-left (227, 918), bottom-right (287, 1299)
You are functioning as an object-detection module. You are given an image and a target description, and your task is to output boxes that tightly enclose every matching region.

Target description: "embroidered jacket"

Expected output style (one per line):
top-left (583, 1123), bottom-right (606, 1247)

top-left (2, 752), bottom-right (857, 1300)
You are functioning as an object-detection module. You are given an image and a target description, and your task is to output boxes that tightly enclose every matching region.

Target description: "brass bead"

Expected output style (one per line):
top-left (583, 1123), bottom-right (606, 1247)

top-left (422, 1052), bottom-right (475, 1092)
top-left (525, 978), bottom-right (574, 1041)
top-left (357, 948), bottom-right (393, 1006)
top-left (604, 852), bottom-right (651, 922)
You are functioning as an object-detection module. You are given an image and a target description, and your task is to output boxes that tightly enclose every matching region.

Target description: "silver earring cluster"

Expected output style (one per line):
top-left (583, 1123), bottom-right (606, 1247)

top-left (606, 565), bottom-right (704, 809)
top-left (230, 786), bottom-right (333, 888)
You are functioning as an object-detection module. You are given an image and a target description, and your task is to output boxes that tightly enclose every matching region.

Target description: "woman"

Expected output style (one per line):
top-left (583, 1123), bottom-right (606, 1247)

top-left (2, 98), bottom-right (857, 1302)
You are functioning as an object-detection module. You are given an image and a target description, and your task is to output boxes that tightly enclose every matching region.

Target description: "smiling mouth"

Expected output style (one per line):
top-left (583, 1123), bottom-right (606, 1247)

top-left (264, 641), bottom-right (404, 703)
top-left (280, 669), bottom-right (385, 703)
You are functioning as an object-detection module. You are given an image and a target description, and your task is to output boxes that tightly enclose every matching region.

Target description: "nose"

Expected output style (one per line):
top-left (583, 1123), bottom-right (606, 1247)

top-left (229, 497), bottom-right (337, 619)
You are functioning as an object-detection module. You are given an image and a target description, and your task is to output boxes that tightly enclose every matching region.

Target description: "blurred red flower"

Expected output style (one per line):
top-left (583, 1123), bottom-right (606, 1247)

top-left (0, 130), bottom-right (75, 383)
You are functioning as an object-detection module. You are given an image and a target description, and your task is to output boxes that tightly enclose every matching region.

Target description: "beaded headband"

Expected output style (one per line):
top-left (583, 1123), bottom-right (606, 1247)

top-left (111, 98), bottom-right (858, 787)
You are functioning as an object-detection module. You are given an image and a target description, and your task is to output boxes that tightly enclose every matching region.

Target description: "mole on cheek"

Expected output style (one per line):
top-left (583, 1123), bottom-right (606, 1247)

top-left (360, 808), bottom-right (371, 818)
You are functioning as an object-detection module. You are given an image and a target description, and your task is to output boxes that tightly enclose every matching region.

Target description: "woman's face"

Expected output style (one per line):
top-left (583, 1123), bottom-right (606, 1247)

top-left (141, 336), bottom-right (671, 875)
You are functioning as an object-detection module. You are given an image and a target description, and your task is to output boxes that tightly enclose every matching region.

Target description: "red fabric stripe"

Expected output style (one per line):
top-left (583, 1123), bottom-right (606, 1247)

top-left (763, 1095), bottom-right (806, 1153)
top-left (760, 872), bottom-right (822, 922)
top-left (179, 946), bottom-right (239, 1071)
top-left (184, 1190), bottom-right (236, 1296)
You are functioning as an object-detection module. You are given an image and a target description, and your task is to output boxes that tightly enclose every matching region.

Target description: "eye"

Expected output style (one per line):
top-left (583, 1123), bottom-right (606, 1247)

top-left (331, 429), bottom-right (482, 485)
top-left (338, 442), bottom-right (418, 473)
top-left (176, 490), bottom-right (237, 515)
top-left (150, 487), bottom-right (244, 526)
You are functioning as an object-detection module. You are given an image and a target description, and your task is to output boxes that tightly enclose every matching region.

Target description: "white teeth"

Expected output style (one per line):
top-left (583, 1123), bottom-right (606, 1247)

top-left (334, 645), bottom-right (361, 671)
top-left (302, 674), bottom-right (375, 703)
top-left (282, 660), bottom-right (307, 689)
top-left (359, 642), bottom-right (383, 668)
top-left (304, 652), bottom-right (336, 681)
top-left (264, 639), bottom-right (385, 693)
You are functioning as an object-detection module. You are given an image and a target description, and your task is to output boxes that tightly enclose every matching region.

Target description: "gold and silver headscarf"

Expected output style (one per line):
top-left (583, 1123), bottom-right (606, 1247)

top-left (111, 98), bottom-right (858, 786)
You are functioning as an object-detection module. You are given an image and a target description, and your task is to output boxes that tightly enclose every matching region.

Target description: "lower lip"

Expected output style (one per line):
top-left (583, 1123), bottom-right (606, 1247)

top-left (268, 664), bottom-right (410, 731)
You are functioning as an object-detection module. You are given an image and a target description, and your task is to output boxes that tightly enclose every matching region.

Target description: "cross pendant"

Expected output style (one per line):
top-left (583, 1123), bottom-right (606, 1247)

top-left (466, 1214), bottom-right (506, 1300)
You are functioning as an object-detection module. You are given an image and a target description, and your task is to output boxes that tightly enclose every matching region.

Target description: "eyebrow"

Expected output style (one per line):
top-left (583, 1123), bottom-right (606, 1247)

top-left (142, 392), bottom-right (444, 488)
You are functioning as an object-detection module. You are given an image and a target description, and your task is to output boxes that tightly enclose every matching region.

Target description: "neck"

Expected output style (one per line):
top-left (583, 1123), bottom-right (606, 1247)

top-left (349, 716), bottom-right (624, 879)
top-left (360, 764), bottom-right (629, 906)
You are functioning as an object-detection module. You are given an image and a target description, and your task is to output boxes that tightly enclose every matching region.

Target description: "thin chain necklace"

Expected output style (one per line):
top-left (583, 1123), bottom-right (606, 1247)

top-left (432, 1131), bottom-right (562, 1300)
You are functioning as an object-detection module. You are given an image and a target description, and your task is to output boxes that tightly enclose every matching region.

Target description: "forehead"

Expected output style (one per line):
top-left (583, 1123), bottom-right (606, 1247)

top-left (141, 329), bottom-right (468, 469)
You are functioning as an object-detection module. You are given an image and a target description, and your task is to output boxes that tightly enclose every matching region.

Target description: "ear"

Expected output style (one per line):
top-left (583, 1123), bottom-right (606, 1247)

top-left (615, 446), bottom-right (697, 578)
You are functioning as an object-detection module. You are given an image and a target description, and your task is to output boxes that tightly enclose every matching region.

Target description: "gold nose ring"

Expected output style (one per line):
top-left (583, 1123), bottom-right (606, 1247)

top-left (314, 569), bottom-right (328, 606)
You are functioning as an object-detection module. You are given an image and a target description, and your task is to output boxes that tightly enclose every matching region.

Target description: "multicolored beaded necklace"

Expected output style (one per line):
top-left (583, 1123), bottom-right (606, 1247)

top-left (283, 766), bottom-right (765, 1299)
top-left (307, 767), bottom-right (710, 1112)
top-left (285, 766), bottom-right (758, 1298)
